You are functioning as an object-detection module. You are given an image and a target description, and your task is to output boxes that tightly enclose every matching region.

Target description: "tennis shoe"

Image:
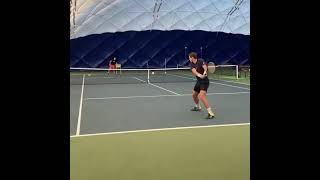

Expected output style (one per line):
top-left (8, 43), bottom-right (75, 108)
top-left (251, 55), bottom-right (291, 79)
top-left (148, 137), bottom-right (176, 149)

top-left (190, 107), bottom-right (202, 111)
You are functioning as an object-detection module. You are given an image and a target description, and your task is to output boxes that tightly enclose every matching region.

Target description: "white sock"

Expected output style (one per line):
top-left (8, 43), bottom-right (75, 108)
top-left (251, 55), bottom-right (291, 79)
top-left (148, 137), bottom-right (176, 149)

top-left (207, 108), bottom-right (214, 115)
top-left (195, 104), bottom-right (201, 109)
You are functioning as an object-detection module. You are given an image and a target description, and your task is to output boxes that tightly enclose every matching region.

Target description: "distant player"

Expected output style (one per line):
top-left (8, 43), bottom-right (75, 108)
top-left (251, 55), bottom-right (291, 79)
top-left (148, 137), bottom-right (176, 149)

top-left (109, 57), bottom-right (117, 74)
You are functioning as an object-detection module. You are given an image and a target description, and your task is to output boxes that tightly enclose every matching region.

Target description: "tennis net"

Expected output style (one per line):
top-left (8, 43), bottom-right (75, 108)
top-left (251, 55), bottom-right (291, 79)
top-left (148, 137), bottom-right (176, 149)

top-left (211, 65), bottom-right (239, 80)
top-left (70, 65), bottom-right (239, 85)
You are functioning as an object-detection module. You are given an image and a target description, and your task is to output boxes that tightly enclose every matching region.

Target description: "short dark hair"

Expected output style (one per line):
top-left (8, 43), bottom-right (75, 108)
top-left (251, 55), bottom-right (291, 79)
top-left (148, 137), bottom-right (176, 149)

top-left (188, 52), bottom-right (197, 59)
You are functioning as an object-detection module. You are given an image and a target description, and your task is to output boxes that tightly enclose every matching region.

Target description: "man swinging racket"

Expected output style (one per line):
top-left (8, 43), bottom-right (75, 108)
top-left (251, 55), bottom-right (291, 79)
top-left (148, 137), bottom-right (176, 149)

top-left (189, 52), bottom-right (215, 119)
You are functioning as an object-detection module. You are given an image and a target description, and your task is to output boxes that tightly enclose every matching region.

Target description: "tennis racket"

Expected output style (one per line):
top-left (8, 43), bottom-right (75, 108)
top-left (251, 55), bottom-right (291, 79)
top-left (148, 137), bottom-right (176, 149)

top-left (207, 62), bottom-right (216, 74)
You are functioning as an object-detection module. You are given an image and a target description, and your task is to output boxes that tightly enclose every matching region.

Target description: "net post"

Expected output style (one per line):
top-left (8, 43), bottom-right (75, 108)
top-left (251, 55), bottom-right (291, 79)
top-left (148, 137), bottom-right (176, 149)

top-left (236, 65), bottom-right (239, 79)
top-left (147, 69), bottom-right (150, 84)
top-left (165, 58), bottom-right (166, 74)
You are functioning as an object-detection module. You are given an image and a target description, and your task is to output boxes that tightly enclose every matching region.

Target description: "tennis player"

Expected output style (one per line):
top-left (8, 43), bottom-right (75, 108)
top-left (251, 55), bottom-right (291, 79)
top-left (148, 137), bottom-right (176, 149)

top-left (189, 52), bottom-right (215, 119)
top-left (109, 57), bottom-right (117, 74)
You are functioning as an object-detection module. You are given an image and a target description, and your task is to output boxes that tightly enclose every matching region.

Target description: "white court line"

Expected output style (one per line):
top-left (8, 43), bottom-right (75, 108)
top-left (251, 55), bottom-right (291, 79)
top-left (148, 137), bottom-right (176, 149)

top-left (210, 81), bottom-right (250, 90)
top-left (132, 77), bottom-right (147, 83)
top-left (70, 123), bottom-right (250, 138)
top-left (132, 77), bottom-right (181, 96)
top-left (149, 83), bottom-right (181, 95)
top-left (216, 79), bottom-right (250, 86)
top-left (84, 91), bottom-right (250, 100)
top-left (76, 74), bottom-right (85, 136)
top-left (86, 94), bottom-right (179, 100)
top-left (168, 74), bottom-right (250, 90)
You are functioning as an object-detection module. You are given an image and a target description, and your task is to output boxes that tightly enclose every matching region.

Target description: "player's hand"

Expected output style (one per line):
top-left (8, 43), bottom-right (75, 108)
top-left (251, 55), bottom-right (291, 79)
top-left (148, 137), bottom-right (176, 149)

top-left (203, 71), bottom-right (207, 77)
top-left (197, 74), bottom-right (205, 79)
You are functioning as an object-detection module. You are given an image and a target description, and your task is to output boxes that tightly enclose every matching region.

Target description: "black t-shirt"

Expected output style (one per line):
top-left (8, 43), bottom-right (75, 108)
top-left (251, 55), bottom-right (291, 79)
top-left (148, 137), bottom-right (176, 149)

top-left (191, 58), bottom-right (208, 81)
top-left (110, 59), bottom-right (116, 65)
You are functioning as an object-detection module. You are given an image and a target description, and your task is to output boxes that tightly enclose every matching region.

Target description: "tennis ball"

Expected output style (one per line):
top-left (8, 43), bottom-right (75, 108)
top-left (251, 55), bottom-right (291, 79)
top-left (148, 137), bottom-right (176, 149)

top-left (152, 72), bottom-right (154, 75)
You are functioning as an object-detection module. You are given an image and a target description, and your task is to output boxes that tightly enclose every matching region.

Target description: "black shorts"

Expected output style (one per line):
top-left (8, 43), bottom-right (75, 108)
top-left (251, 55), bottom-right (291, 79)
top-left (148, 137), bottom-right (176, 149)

top-left (193, 79), bottom-right (209, 93)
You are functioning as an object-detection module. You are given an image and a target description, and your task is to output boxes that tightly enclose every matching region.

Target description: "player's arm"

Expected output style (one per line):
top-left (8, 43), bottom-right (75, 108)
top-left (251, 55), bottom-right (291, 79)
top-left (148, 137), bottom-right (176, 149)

top-left (202, 63), bottom-right (208, 76)
top-left (191, 68), bottom-right (205, 78)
